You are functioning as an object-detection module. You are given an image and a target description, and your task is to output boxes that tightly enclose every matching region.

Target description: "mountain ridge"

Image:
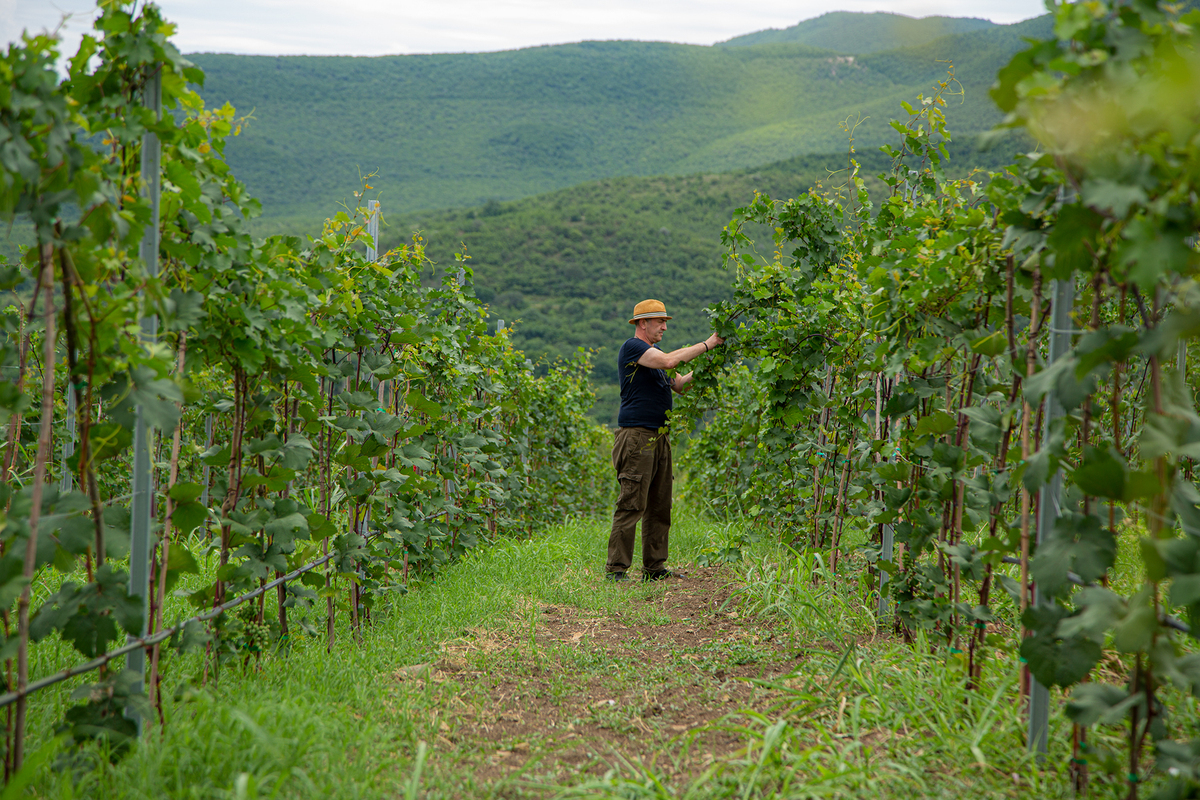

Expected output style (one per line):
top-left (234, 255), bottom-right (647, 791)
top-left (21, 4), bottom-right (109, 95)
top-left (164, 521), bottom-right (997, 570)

top-left (719, 11), bottom-right (997, 53)
top-left (190, 12), bottom-right (1052, 227)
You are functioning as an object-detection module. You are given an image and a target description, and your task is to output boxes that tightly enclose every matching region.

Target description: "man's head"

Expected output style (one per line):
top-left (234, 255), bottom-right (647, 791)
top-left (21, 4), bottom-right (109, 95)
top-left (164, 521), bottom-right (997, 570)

top-left (637, 316), bottom-right (668, 344)
top-left (629, 299), bottom-right (672, 346)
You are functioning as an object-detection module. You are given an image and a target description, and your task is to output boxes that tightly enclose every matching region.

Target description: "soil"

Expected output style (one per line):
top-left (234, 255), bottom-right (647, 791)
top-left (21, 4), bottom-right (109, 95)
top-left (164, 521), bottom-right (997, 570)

top-left (395, 565), bottom-right (815, 792)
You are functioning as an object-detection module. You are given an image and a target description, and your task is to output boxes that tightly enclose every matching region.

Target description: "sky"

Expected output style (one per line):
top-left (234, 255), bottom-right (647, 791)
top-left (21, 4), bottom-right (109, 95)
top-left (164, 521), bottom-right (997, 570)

top-left (6, 0), bottom-right (1049, 58)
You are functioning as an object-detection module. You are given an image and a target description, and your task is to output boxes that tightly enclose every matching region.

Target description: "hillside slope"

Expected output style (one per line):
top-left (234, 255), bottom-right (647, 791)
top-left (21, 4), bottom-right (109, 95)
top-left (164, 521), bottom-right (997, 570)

top-left (192, 13), bottom-right (1051, 227)
top-left (384, 138), bottom-right (1019, 423)
top-left (719, 11), bottom-right (994, 53)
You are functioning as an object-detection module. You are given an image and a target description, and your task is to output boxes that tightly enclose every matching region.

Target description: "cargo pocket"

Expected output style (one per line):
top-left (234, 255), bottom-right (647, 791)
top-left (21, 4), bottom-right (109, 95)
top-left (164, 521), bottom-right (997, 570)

top-left (616, 472), bottom-right (644, 511)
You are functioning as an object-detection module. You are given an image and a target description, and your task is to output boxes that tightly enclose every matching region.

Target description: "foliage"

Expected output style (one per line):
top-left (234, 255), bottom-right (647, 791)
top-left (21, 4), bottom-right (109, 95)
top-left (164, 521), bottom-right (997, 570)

top-left (382, 142), bottom-right (1025, 425)
top-left (0, 0), bottom-right (609, 776)
top-left (679, 0), bottom-right (1200, 794)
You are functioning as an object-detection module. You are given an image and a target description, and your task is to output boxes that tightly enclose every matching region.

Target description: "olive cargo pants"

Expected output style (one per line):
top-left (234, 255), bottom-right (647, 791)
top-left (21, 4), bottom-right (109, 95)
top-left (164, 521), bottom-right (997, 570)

top-left (606, 426), bottom-right (672, 573)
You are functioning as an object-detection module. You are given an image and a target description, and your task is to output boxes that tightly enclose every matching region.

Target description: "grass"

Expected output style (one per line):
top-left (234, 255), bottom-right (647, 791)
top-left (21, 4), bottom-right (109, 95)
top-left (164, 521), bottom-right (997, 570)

top-left (17, 506), bottom-right (1194, 798)
top-left (21, 513), bottom-right (717, 797)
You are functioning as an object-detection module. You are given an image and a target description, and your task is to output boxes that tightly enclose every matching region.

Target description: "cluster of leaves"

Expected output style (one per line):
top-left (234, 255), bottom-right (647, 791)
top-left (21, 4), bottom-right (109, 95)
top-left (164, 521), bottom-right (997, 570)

top-left (0, 0), bottom-right (609, 775)
top-left (679, 0), bottom-right (1200, 795)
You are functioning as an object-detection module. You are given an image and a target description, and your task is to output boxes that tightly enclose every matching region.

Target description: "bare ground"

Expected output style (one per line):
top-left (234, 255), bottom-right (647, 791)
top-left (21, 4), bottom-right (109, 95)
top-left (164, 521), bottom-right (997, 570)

top-left (389, 565), bottom-right (825, 794)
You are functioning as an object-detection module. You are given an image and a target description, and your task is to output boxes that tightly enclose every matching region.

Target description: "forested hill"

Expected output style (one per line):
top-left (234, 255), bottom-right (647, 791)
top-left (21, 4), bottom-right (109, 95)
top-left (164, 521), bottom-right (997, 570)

top-left (719, 11), bottom-right (995, 52)
top-left (191, 13), bottom-right (1051, 227)
top-left (384, 140), bottom-right (1020, 424)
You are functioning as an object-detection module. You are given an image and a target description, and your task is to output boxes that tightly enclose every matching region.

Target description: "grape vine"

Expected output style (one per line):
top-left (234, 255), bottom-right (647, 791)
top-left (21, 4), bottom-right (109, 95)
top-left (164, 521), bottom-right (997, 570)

top-left (0, 0), bottom-right (608, 776)
top-left (679, 1), bottom-right (1200, 795)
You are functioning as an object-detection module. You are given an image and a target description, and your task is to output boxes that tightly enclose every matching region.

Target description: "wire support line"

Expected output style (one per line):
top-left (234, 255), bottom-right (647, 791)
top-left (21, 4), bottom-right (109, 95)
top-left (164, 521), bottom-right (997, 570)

top-left (0, 509), bottom-right (452, 710)
top-left (998, 555), bottom-right (1191, 634)
top-left (0, 547), bottom-right (346, 709)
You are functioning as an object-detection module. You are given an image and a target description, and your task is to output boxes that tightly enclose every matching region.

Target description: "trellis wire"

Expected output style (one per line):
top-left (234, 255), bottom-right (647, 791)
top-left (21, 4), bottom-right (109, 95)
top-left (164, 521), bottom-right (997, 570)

top-left (0, 545), bottom-right (341, 709)
top-left (999, 556), bottom-right (1190, 634)
top-left (0, 500), bottom-right (451, 712)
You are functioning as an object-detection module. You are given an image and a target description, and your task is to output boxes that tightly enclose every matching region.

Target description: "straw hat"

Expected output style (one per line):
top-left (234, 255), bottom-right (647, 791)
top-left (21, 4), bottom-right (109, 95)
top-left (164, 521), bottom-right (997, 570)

top-left (628, 299), bottom-right (673, 324)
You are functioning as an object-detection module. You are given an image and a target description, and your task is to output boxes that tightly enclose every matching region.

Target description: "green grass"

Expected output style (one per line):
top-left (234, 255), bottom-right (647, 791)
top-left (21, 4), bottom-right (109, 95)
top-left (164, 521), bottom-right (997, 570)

top-left (18, 504), bottom-right (1194, 799)
top-left (21, 513), bottom-right (718, 798)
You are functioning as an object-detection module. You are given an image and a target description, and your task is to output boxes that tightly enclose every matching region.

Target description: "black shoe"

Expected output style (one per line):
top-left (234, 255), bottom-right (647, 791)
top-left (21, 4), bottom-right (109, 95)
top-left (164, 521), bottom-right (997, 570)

top-left (606, 571), bottom-right (629, 582)
top-left (642, 569), bottom-right (674, 582)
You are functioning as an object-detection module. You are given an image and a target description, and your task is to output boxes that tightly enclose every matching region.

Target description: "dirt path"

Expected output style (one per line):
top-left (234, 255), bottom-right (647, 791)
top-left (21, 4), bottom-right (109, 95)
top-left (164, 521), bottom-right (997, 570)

top-left (400, 565), bottom-right (809, 793)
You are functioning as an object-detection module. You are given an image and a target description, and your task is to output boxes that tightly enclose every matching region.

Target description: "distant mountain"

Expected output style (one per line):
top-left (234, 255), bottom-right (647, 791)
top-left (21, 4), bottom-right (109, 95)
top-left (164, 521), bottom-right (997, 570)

top-left (719, 11), bottom-right (995, 53)
top-left (190, 12), bottom-right (1053, 228)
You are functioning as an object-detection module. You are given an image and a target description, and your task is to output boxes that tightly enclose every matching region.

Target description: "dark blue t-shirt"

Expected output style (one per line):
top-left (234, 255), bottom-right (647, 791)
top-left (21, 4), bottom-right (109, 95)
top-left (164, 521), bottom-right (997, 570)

top-left (617, 337), bottom-right (673, 430)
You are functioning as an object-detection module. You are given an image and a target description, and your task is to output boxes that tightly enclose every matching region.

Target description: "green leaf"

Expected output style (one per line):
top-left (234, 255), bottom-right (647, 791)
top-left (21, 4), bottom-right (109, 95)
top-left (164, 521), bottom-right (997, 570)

top-left (170, 501), bottom-right (208, 536)
top-left (167, 544), bottom-right (199, 574)
top-left (1124, 470), bottom-right (1161, 501)
top-left (914, 410), bottom-right (956, 437)
top-left (1021, 604), bottom-right (1100, 687)
top-left (1020, 627), bottom-right (1101, 688)
top-left (405, 391), bottom-right (442, 418)
top-left (1066, 683), bottom-right (1139, 726)
top-left (264, 512), bottom-right (309, 541)
top-left (1071, 445), bottom-right (1126, 500)
top-left (1112, 588), bottom-right (1157, 653)
top-left (164, 543), bottom-right (200, 593)
top-left (1169, 575), bottom-right (1200, 608)
top-left (969, 331), bottom-right (1007, 358)
top-left (168, 481), bottom-right (203, 502)
top-left (87, 422), bottom-right (133, 462)
top-left (1139, 537), bottom-right (1169, 583)
top-left (278, 433), bottom-right (315, 471)
top-left (307, 513), bottom-right (337, 540)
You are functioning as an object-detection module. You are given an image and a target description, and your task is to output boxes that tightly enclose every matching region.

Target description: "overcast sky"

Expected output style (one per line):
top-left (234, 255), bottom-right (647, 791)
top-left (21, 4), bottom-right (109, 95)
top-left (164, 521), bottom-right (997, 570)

top-left (7, 0), bottom-right (1048, 58)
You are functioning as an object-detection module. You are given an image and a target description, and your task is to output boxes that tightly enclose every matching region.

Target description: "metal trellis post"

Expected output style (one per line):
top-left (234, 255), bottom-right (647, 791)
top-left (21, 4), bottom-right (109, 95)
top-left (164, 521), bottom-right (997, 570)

top-left (59, 390), bottom-right (76, 494)
top-left (1028, 276), bottom-right (1074, 755)
top-left (877, 523), bottom-right (894, 618)
top-left (200, 413), bottom-right (213, 507)
top-left (366, 200), bottom-right (380, 261)
top-left (127, 65), bottom-right (162, 732)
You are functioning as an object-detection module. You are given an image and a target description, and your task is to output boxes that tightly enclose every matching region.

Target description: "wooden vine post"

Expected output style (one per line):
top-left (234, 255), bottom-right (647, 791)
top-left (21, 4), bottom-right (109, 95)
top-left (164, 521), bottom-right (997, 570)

top-left (12, 244), bottom-right (56, 772)
top-left (127, 64), bottom-right (162, 733)
top-left (1027, 275), bottom-right (1074, 754)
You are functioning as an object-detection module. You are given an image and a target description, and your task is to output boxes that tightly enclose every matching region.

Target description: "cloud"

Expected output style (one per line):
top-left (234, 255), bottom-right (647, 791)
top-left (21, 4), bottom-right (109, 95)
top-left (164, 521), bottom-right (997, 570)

top-left (5, 0), bottom-right (1048, 59)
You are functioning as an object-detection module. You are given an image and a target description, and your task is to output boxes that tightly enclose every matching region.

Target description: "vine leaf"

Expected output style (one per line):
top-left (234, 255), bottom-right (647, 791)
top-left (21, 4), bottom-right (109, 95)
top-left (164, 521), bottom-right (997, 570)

top-left (1020, 604), bottom-right (1101, 687)
top-left (1066, 683), bottom-right (1140, 726)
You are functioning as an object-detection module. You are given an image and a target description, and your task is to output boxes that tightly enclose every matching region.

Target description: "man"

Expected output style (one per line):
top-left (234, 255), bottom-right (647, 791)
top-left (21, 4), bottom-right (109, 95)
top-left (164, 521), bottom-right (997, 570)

top-left (606, 299), bottom-right (724, 582)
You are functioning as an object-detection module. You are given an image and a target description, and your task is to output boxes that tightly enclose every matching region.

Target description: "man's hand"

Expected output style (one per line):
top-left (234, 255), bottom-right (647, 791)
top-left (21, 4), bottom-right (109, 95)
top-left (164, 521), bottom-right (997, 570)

top-left (705, 333), bottom-right (724, 350)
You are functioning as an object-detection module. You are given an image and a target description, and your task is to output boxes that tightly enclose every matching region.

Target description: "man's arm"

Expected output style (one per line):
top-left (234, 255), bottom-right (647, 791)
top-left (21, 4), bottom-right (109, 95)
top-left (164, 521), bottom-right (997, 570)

top-left (637, 332), bottom-right (724, 370)
top-left (671, 372), bottom-right (694, 394)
